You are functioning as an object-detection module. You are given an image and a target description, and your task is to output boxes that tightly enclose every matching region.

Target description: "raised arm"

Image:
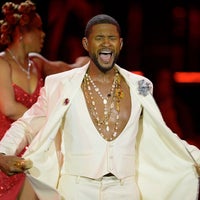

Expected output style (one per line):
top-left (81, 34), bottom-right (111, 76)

top-left (29, 52), bottom-right (90, 77)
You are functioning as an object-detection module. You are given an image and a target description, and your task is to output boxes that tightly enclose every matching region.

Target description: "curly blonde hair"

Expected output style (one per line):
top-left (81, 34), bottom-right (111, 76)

top-left (0, 0), bottom-right (40, 46)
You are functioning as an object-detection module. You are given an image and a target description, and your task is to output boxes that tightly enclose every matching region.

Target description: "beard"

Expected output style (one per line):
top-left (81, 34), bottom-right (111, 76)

top-left (90, 52), bottom-right (119, 73)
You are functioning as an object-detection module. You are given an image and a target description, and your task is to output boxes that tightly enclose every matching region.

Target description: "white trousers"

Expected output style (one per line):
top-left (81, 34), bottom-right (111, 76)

top-left (58, 174), bottom-right (140, 200)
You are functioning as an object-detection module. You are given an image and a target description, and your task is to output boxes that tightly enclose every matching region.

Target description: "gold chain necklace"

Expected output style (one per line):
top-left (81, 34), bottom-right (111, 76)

top-left (6, 48), bottom-right (31, 79)
top-left (83, 70), bottom-right (124, 141)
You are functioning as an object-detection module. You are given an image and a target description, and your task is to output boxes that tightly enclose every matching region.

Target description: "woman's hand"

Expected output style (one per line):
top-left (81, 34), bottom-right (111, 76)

top-left (0, 154), bottom-right (33, 176)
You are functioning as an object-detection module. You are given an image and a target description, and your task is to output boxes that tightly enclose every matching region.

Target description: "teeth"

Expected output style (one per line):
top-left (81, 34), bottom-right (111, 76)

top-left (101, 50), bottom-right (111, 54)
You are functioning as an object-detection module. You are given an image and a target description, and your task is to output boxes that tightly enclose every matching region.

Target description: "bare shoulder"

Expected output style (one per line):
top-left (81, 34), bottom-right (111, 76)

top-left (0, 53), bottom-right (12, 86)
top-left (0, 52), bottom-right (11, 72)
top-left (29, 52), bottom-right (45, 64)
top-left (29, 52), bottom-right (44, 59)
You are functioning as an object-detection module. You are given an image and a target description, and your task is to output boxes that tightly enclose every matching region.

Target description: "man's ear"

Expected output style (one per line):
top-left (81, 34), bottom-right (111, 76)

top-left (82, 37), bottom-right (88, 50)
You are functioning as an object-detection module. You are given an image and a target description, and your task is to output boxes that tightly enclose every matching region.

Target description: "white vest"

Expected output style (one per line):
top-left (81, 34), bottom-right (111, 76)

top-left (61, 87), bottom-right (142, 179)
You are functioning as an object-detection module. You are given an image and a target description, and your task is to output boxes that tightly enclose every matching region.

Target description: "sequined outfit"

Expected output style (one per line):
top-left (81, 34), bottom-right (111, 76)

top-left (0, 70), bottom-right (43, 199)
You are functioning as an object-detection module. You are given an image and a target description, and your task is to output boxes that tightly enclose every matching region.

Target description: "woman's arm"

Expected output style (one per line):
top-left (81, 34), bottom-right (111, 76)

top-left (0, 57), bottom-right (28, 120)
top-left (29, 52), bottom-right (89, 77)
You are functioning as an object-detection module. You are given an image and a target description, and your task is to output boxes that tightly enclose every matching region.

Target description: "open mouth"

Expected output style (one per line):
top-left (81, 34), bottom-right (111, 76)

top-left (99, 50), bottom-right (113, 63)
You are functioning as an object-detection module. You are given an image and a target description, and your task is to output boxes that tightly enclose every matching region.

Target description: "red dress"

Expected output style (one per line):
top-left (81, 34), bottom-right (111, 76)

top-left (0, 72), bottom-right (43, 200)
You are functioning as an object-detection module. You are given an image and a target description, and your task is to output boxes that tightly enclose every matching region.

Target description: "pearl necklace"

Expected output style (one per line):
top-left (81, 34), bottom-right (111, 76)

top-left (86, 74), bottom-right (116, 102)
top-left (83, 70), bottom-right (123, 141)
top-left (6, 48), bottom-right (31, 79)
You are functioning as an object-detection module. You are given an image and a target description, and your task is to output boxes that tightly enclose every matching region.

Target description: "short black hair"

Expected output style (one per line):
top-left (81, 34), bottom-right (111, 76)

top-left (84, 14), bottom-right (121, 38)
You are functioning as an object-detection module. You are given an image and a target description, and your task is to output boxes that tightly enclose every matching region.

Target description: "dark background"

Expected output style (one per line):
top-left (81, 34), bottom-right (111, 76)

top-left (1, 0), bottom-right (200, 146)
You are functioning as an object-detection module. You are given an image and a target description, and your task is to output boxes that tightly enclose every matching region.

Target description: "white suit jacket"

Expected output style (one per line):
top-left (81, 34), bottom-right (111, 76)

top-left (0, 63), bottom-right (199, 200)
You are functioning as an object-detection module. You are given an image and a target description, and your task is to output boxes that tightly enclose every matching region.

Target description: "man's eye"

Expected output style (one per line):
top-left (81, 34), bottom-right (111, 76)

top-left (96, 37), bottom-right (103, 40)
top-left (109, 37), bottom-right (117, 41)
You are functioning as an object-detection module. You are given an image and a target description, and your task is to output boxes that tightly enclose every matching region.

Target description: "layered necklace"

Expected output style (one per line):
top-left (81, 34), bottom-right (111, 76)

top-left (6, 48), bottom-right (31, 79)
top-left (83, 69), bottom-right (124, 141)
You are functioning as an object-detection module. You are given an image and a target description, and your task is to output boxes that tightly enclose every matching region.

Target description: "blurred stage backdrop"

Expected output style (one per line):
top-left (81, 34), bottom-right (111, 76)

top-left (1, 0), bottom-right (200, 147)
